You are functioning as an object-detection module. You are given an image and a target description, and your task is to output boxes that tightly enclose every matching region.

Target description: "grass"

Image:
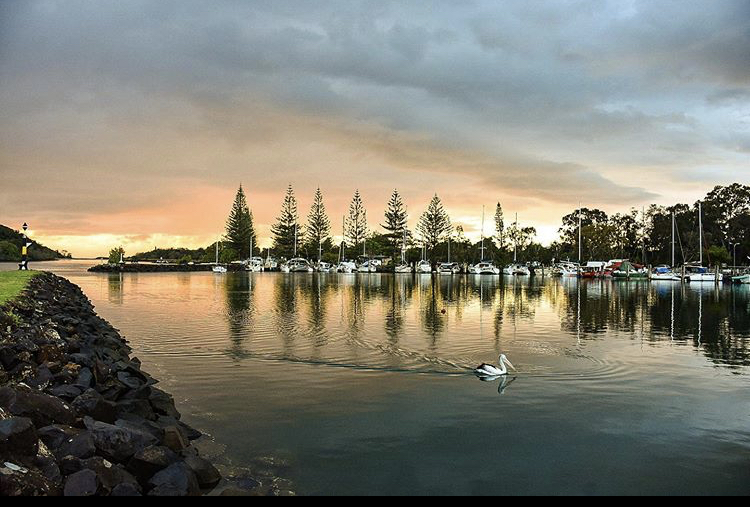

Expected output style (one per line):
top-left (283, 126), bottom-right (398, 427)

top-left (0, 271), bottom-right (39, 306)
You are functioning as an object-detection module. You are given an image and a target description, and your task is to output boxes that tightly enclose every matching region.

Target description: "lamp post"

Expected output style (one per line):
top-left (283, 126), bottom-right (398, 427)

top-left (18, 223), bottom-right (30, 271)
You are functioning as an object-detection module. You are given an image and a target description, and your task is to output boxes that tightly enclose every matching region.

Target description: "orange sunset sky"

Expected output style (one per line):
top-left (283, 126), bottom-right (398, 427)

top-left (1, 1), bottom-right (748, 258)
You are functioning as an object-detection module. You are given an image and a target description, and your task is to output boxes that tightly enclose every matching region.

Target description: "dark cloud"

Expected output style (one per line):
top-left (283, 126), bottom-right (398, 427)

top-left (0, 0), bottom-right (747, 244)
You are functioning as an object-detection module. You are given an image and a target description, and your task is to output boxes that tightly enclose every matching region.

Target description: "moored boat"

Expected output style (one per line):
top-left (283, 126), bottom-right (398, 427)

top-left (439, 262), bottom-right (461, 275)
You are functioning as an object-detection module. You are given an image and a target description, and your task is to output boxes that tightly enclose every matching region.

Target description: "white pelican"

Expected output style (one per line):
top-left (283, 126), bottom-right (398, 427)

top-left (475, 354), bottom-right (515, 377)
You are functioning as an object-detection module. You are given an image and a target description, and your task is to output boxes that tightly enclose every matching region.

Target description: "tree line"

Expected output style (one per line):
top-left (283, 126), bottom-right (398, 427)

top-left (134, 182), bottom-right (750, 267)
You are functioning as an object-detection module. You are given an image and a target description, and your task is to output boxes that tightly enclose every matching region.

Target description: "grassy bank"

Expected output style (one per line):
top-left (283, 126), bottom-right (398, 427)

top-left (0, 270), bottom-right (38, 306)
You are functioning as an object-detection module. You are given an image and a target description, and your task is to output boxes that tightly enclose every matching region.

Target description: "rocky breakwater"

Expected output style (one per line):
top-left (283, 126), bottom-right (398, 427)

top-left (0, 273), bottom-right (225, 496)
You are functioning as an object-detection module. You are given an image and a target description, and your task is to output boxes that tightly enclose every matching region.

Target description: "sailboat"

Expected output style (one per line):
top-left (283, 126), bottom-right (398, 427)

top-left (650, 211), bottom-right (681, 281)
top-left (395, 227), bottom-right (412, 273)
top-left (417, 243), bottom-right (432, 274)
top-left (336, 216), bottom-right (357, 273)
top-left (212, 237), bottom-right (227, 273)
top-left (470, 205), bottom-right (499, 275)
top-left (683, 202), bottom-right (719, 283)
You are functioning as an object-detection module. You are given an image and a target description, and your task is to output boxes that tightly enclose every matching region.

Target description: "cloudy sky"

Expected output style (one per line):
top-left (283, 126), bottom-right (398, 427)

top-left (1, 0), bottom-right (748, 257)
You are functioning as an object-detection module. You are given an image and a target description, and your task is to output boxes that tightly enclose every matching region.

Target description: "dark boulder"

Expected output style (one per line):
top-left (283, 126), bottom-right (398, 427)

top-left (0, 463), bottom-right (61, 496)
top-left (84, 417), bottom-right (158, 463)
top-left (58, 431), bottom-right (97, 460)
top-left (127, 445), bottom-right (179, 482)
top-left (183, 455), bottom-right (221, 489)
top-left (148, 388), bottom-right (180, 419)
top-left (0, 417), bottom-right (38, 457)
top-left (147, 462), bottom-right (200, 497)
top-left (80, 456), bottom-right (141, 495)
top-left (162, 426), bottom-right (189, 452)
top-left (47, 385), bottom-right (82, 401)
top-left (116, 399), bottom-right (156, 421)
top-left (64, 468), bottom-right (99, 497)
top-left (0, 386), bottom-right (77, 427)
top-left (37, 424), bottom-right (81, 452)
top-left (72, 389), bottom-right (117, 424)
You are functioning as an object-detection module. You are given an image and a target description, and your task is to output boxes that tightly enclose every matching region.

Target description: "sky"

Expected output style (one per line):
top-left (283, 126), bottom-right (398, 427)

top-left (1, 0), bottom-right (748, 257)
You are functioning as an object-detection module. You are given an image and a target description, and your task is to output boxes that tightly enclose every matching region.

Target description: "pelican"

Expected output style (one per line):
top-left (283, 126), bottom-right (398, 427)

top-left (475, 354), bottom-right (515, 377)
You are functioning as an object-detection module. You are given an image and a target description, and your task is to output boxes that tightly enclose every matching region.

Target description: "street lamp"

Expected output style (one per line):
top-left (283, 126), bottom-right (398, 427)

top-left (18, 223), bottom-right (30, 271)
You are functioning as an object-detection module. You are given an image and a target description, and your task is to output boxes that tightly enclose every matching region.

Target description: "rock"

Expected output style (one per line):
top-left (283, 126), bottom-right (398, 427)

top-left (183, 455), bottom-right (221, 489)
top-left (0, 347), bottom-right (17, 369)
top-left (163, 426), bottom-right (189, 452)
top-left (117, 372), bottom-right (143, 390)
top-left (64, 468), bottom-right (99, 496)
top-left (81, 456), bottom-right (141, 495)
top-left (58, 432), bottom-right (97, 460)
top-left (72, 389), bottom-right (117, 424)
top-left (116, 399), bottom-right (155, 421)
top-left (37, 344), bottom-right (65, 364)
top-left (0, 386), bottom-right (77, 427)
top-left (37, 425), bottom-right (81, 452)
top-left (47, 385), bottom-right (82, 401)
top-left (73, 367), bottom-right (94, 389)
top-left (58, 456), bottom-right (83, 476)
top-left (111, 482), bottom-right (142, 496)
top-left (147, 462), bottom-right (200, 497)
top-left (34, 454), bottom-right (63, 484)
top-left (148, 388), bottom-right (180, 419)
top-left (84, 417), bottom-right (158, 463)
top-left (127, 445), bottom-right (179, 482)
top-left (115, 417), bottom-right (164, 441)
top-left (0, 417), bottom-right (38, 458)
top-left (0, 464), bottom-right (60, 496)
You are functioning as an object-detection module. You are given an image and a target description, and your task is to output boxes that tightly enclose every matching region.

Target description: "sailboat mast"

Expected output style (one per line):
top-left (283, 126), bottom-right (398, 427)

top-left (672, 211), bottom-right (675, 268)
top-left (215, 237), bottom-right (219, 264)
top-left (514, 213), bottom-right (518, 263)
top-left (480, 205), bottom-right (485, 261)
top-left (341, 216), bottom-right (345, 262)
top-left (699, 201), bottom-right (703, 265)
top-left (448, 238), bottom-right (451, 263)
top-left (578, 203), bottom-right (582, 263)
top-left (294, 223), bottom-right (297, 258)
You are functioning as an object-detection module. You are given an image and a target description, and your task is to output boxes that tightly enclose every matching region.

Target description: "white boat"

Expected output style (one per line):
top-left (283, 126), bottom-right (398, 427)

top-left (287, 258), bottom-right (314, 273)
top-left (212, 237), bottom-right (227, 274)
top-left (417, 260), bottom-right (433, 274)
top-left (476, 262), bottom-right (500, 275)
top-left (650, 265), bottom-right (680, 281)
top-left (394, 263), bottom-right (412, 274)
top-left (552, 262), bottom-right (580, 277)
top-left (683, 264), bottom-right (719, 283)
top-left (683, 203), bottom-right (719, 283)
top-left (502, 265), bottom-right (514, 276)
top-left (358, 259), bottom-right (378, 273)
top-left (264, 256), bottom-right (279, 271)
top-left (439, 262), bottom-right (460, 275)
top-left (316, 261), bottom-right (333, 272)
top-left (732, 273), bottom-right (750, 284)
top-left (468, 264), bottom-right (481, 275)
top-left (514, 265), bottom-right (530, 276)
top-left (336, 261), bottom-right (357, 273)
top-left (245, 257), bottom-right (264, 272)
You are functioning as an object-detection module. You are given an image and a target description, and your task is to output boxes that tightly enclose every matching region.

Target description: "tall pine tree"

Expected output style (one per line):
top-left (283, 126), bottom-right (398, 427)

top-left (381, 189), bottom-right (409, 258)
top-left (417, 194), bottom-right (452, 259)
top-left (494, 202), bottom-right (505, 250)
top-left (225, 185), bottom-right (257, 259)
top-left (347, 189), bottom-right (368, 253)
top-left (271, 184), bottom-right (302, 258)
top-left (306, 188), bottom-right (331, 260)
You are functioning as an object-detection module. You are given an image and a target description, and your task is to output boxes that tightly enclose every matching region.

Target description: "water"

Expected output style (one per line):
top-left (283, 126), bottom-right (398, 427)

top-left (3, 261), bottom-right (750, 495)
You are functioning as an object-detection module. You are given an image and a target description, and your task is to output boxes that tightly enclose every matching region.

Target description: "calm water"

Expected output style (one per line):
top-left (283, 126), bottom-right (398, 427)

top-left (3, 261), bottom-right (750, 495)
